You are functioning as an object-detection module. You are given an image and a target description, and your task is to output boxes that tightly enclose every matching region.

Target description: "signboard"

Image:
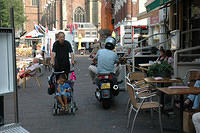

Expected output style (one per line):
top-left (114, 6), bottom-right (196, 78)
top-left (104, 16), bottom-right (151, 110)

top-left (0, 28), bottom-right (15, 95)
top-left (150, 12), bottom-right (159, 24)
top-left (170, 30), bottom-right (180, 50)
top-left (124, 26), bottom-right (132, 45)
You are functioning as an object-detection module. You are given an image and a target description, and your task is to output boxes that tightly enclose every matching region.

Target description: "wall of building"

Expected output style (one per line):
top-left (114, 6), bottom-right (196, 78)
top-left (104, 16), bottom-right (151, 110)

top-left (101, 1), bottom-right (113, 32)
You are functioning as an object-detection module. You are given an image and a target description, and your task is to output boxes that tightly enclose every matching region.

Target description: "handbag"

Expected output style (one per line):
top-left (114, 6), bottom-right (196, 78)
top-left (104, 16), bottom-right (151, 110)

top-left (48, 84), bottom-right (55, 95)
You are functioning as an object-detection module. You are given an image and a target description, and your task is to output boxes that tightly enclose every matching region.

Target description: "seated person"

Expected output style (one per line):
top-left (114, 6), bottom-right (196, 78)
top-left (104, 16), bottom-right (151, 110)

top-left (184, 80), bottom-right (200, 109)
top-left (165, 50), bottom-right (174, 64)
top-left (156, 49), bottom-right (166, 62)
top-left (135, 49), bottom-right (142, 56)
top-left (18, 58), bottom-right (40, 79)
top-left (126, 47), bottom-right (133, 57)
top-left (89, 39), bottom-right (101, 58)
top-left (192, 112), bottom-right (200, 132)
top-left (56, 74), bottom-right (72, 111)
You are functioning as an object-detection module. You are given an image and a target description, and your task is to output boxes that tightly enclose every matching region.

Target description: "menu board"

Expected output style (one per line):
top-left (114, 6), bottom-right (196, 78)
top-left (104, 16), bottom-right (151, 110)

top-left (0, 28), bottom-right (15, 95)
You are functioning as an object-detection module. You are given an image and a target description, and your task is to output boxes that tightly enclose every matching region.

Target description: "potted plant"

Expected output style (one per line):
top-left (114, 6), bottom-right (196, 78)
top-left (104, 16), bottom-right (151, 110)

top-left (147, 61), bottom-right (173, 78)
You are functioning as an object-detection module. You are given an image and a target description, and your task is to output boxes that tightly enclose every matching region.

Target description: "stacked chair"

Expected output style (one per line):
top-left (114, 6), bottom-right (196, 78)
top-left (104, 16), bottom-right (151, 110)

top-left (125, 71), bottom-right (163, 133)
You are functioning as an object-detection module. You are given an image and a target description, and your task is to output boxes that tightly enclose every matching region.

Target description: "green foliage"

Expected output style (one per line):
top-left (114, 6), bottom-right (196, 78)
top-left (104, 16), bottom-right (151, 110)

top-left (147, 61), bottom-right (173, 77)
top-left (0, 0), bottom-right (26, 29)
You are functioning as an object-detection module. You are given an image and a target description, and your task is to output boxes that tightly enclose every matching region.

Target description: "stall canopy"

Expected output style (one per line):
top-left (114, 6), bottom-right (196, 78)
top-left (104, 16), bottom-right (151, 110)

top-left (25, 30), bottom-right (44, 38)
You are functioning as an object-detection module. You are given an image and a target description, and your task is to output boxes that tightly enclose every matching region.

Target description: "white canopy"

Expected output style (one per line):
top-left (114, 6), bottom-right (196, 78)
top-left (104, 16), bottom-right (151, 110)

top-left (25, 30), bottom-right (44, 38)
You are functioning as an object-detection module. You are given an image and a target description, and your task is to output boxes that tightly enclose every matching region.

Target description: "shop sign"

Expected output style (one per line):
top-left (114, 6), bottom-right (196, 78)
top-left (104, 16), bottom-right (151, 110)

top-left (150, 12), bottom-right (159, 24)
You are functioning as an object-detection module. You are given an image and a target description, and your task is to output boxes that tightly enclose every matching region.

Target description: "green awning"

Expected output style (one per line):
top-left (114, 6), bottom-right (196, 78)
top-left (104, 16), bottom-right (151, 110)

top-left (146, 0), bottom-right (169, 12)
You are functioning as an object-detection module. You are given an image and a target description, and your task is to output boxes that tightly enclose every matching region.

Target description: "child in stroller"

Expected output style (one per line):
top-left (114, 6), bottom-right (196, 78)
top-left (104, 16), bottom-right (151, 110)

top-left (48, 70), bottom-right (77, 115)
top-left (56, 74), bottom-right (72, 112)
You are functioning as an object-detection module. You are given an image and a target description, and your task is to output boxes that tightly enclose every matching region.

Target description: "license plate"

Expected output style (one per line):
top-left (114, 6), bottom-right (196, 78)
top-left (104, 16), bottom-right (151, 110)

top-left (101, 83), bottom-right (110, 89)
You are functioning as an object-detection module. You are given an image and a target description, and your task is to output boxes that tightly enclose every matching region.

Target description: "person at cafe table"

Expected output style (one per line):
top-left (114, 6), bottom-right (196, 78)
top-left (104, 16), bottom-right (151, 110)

top-left (176, 72), bottom-right (200, 110)
top-left (184, 80), bottom-right (200, 110)
top-left (156, 49), bottom-right (166, 62)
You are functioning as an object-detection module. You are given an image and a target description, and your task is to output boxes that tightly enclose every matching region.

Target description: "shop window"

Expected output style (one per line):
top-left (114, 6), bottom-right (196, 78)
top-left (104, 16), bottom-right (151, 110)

top-left (91, 31), bottom-right (97, 36)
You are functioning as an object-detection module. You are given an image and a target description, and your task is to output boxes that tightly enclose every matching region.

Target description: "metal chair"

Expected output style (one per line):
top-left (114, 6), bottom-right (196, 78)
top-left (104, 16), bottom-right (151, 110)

top-left (125, 72), bottom-right (154, 113)
top-left (126, 82), bottom-right (163, 133)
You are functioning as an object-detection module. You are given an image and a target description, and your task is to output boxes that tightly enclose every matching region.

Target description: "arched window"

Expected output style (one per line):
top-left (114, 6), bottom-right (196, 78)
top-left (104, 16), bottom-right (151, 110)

top-left (74, 7), bottom-right (86, 22)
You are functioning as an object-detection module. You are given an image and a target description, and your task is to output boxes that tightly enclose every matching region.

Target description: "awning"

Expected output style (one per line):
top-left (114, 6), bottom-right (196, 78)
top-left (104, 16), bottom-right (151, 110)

top-left (145, 0), bottom-right (169, 12)
top-left (138, 0), bottom-right (174, 20)
top-left (25, 30), bottom-right (44, 38)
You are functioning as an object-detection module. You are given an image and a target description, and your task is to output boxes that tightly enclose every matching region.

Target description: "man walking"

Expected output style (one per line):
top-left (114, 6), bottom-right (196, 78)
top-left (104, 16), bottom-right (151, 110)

top-left (51, 32), bottom-right (74, 79)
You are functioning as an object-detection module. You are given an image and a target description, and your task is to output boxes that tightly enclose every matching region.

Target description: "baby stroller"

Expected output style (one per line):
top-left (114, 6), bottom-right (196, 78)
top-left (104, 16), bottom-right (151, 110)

top-left (48, 70), bottom-right (78, 115)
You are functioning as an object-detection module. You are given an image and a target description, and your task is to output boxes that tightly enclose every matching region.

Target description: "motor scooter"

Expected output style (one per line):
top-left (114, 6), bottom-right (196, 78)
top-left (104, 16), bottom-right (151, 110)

top-left (95, 73), bottom-right (120, 109)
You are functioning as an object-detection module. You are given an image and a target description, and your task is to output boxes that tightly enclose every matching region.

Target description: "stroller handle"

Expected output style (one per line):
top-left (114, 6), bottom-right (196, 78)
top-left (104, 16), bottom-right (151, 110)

top-left (53, 71), bottom-right (65, 75)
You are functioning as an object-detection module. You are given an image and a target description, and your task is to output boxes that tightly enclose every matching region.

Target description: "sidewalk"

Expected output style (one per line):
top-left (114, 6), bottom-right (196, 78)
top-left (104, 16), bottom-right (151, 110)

top-left (4, 56), bottom-right (176, 133)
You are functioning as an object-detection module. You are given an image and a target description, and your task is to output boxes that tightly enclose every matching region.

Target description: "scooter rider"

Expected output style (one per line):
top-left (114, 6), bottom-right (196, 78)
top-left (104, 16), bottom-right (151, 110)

top-left (88, 36), bottom-right (121, 84)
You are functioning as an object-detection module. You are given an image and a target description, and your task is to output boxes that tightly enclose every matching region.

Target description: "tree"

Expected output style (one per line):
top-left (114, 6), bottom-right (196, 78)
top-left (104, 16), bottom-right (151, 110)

top-left (0, 0), bottom-right (26, 29)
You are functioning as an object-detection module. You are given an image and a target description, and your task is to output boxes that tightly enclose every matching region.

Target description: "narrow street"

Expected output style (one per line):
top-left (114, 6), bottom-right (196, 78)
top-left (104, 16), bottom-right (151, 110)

top-left (4, 55), bottom-right (172, 133)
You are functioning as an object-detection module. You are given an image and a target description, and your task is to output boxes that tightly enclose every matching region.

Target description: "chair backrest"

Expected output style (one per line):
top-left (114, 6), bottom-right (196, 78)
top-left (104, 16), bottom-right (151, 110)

top-left (126, 82), bottom-right (137, 107)
top-left (32, 67), bottom-right (41, 76)
top-left (183, 69), bottom-right (200, 86)
top-left (128, 72), bottom-right (146, 82)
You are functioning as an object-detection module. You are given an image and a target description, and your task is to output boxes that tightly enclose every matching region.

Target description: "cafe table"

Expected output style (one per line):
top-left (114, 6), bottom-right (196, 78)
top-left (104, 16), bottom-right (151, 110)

top-left (143, 77), bottom-right (183, 132)
top-left (138, 63), bottom-right (153, 67)
top-left (144, 77), bottom-right (182, 84)
top-left (144, 77), bottom-right (182, 109)
top-left (157, 86), bottom-right (200, 133)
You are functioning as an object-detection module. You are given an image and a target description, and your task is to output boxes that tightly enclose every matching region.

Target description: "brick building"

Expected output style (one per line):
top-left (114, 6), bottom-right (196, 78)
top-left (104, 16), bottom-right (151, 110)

top-left (23, 0), bottom-right (47, 33)
top-left (112, 0), bottom-right (148, 46)
top-left (23, 0), bottom-right (87, 33)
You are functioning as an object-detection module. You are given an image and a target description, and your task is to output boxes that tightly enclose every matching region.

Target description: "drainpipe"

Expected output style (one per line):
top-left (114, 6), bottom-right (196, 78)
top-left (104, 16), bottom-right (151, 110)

top-left (176, 0), bottom-right (179, 29)
top-left (60, 0), bottom-right (63, 29)
top-left (38, 0), bottom-right (40, 24)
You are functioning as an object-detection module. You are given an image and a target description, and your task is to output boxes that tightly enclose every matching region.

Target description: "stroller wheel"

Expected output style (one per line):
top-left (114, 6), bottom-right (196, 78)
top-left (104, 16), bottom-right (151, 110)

top-left (57, 109), bottom-right (60, 114)
top-left (53, 108), bottom-right (57, 116)
top-left (72, 108), bottom-right (76, 114)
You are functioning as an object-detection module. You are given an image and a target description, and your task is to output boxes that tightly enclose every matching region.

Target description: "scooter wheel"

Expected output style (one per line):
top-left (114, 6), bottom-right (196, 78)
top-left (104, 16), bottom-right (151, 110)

top-left (102, 99), bottom-right (111, 109)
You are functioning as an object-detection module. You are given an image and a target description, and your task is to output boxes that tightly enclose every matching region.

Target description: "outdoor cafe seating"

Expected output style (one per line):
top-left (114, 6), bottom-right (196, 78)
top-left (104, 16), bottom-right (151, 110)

top-left (124, 67), bottom-right (200, 133)
top-left (126, 82), bottom-right (163, 133)
top-left (22, 67), bottom-right (42, 88)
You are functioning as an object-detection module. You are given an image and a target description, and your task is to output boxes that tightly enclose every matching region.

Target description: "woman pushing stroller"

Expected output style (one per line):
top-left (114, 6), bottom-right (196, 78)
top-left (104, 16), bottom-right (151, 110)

top-left (56, 74), bottom-right (72, 112)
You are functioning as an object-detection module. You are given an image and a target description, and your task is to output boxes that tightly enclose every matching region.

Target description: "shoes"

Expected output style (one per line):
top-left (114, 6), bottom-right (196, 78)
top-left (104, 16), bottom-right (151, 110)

top-left (183, 98), bottom-right (193, 110)
top-left (64, 104), bottom-right (69, 112)
top-left (60, 106), bottom-right (65, 111)
top-left (175, 98), bottom-right (193, 110)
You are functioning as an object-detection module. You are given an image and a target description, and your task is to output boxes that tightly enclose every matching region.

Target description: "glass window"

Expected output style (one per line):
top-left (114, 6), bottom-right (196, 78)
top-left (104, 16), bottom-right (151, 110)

top-left (32, 0), bottom-right (38, 6)
top-left (74, 7), bottom-right (86, 22)
top-left (92, 32), bottom-right (97, 35)
top-left (141, 28), bottom-right (148, 34)
top-left (134, 27), bottom-right (141, 34)
top-left (85, 31), bottom-right (90, 35)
